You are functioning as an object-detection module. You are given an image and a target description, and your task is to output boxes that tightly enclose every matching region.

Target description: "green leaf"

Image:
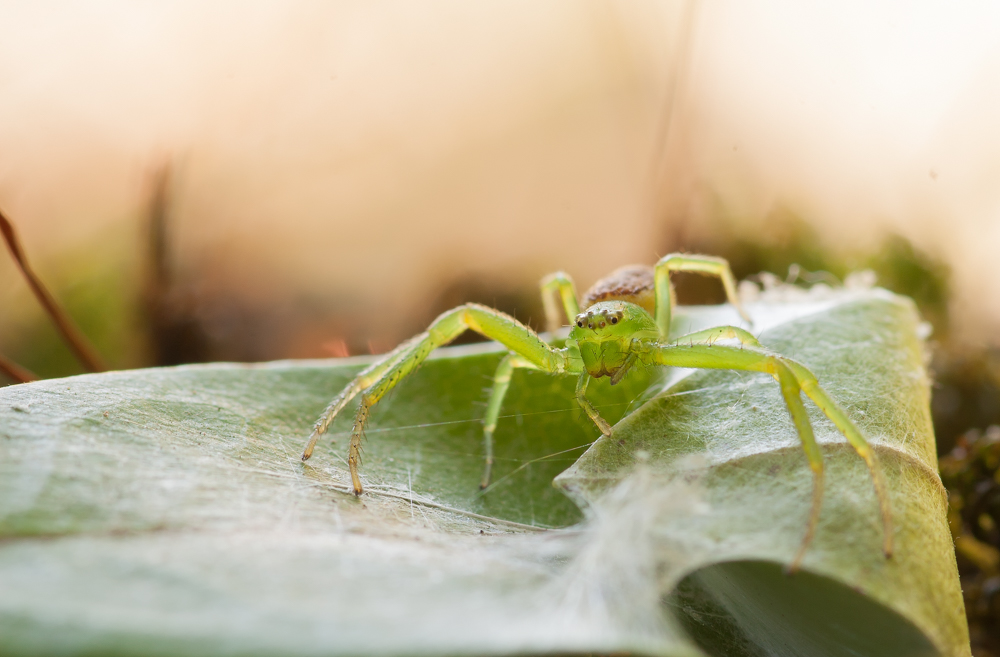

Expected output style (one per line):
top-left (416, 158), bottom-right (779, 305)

top-left (0, 288), bottom-right (969, 656)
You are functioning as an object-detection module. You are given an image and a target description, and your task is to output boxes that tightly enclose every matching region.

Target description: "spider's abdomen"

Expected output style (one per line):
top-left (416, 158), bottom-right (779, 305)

top-left (580, 265), bottom-right (655, 314)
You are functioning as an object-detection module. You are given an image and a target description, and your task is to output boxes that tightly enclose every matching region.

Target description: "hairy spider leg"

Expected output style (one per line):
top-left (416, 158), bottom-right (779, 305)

top-left (540, 271), bottom-right (580, 334)
top-left (304, 303), bottom-right (575, 495)
top-left (641, 341), bottom-right (892, 568)
top-left (302, 334), bottom-right (425, 461)
top-left (575, 372), bottom-right (613, 436)
top-left (784, 360), bottom-right (893, 559)
top-left (479, 353), bottom-right (551, 489)
top-left (592, 325), bottom-right (761, 434)
top-left (775, 364), bottom-right (824, 573)
top-left (671, 325), bottom-right (761, 348)
top-left (478, 326), bottom-right (764, 489)
top-left (653, 253), bottom-right (751, 338)
top-left (478, 271), bottom-right (580, 488)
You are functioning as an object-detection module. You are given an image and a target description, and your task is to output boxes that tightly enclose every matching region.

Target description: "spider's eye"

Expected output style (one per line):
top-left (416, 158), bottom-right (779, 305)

top-left (610, 316), bottom-right (618, 324)
top-left (576, 320), bottom-right (584, 328)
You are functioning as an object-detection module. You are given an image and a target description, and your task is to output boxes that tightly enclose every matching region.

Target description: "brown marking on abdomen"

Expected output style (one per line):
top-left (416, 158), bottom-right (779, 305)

top-left (581, 265), bottom-right (655, 313)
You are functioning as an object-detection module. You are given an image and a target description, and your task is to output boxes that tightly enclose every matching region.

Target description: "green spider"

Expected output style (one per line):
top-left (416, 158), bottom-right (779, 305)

top-left (301, 253), bottom-right (893, 570)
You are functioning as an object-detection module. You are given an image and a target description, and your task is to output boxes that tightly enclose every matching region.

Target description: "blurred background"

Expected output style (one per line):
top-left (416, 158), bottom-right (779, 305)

top-left (2, 1), bottom-right (1000, 650)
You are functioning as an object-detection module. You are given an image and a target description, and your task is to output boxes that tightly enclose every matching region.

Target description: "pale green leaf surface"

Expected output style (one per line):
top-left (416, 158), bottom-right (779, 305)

top-left (0, 289), bottom-right (968, 656)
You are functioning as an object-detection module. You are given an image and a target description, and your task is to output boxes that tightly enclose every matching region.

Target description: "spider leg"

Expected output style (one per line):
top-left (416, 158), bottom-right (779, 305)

top-left (301, 335), bottom-right (423, 461)
top-left (539, 271), bottom-right (580, 334)
top-left (642, 341), bottom-right (892, 566)
top-left (653, 254), bottom-right (751, 338)
top-left (776, 363), bottom-right (824, 573)
top-left (479, 353), bottom-right (546, 489)
top-left (784, 360), bottom-right (893, 558)
top-left (671, 325), bottom-right (762, 348)
top-left (576, 372), bottom-right (612, 436)
top-left (305, 303), bottom-right (576, 495)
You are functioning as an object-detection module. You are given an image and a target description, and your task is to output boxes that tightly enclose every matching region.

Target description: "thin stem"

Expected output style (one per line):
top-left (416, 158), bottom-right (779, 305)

top-left (0, 208), bottom-right (107, 373)
top-left (0, 351), bottom-right (38, 383)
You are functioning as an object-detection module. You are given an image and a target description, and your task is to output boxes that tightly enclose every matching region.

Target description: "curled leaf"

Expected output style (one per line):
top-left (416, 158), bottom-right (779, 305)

top-left (0, 289), bottom-right (968, 656)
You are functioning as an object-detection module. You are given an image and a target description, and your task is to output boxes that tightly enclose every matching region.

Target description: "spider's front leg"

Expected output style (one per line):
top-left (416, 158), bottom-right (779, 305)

top-left (480, 360), bottom-right (613, 490)
top-left (479, 352), bottom-right (546, 489)
top-left (575, 373), bottom-right (612, 436)
top-left (642, 339), bottom-right (892, 572)
top-left (302, 303), bottom-right (577, 495)
top-left (479, 271), bottom-right (595, 489)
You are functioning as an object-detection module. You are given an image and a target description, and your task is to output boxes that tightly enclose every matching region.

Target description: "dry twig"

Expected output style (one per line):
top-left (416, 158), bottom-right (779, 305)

top-left (0, 207), bottom-right (107, 373)
top-left (0, 351), bottom-right (38, 383)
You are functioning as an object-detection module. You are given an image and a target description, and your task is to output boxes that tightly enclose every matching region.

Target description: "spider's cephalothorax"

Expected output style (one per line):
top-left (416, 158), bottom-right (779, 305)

top-left (569, 301), bottom-right (657, 382)
top-left (301, 253), bottom-right (894, 572)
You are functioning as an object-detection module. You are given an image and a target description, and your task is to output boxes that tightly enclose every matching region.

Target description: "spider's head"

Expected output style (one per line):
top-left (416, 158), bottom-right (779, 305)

top-left (570, 301), bottom-right (656, 337)
top-left (572, 306), bottom-right (623, 332)
top-left (569, 301), bottom-right (658, 379)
